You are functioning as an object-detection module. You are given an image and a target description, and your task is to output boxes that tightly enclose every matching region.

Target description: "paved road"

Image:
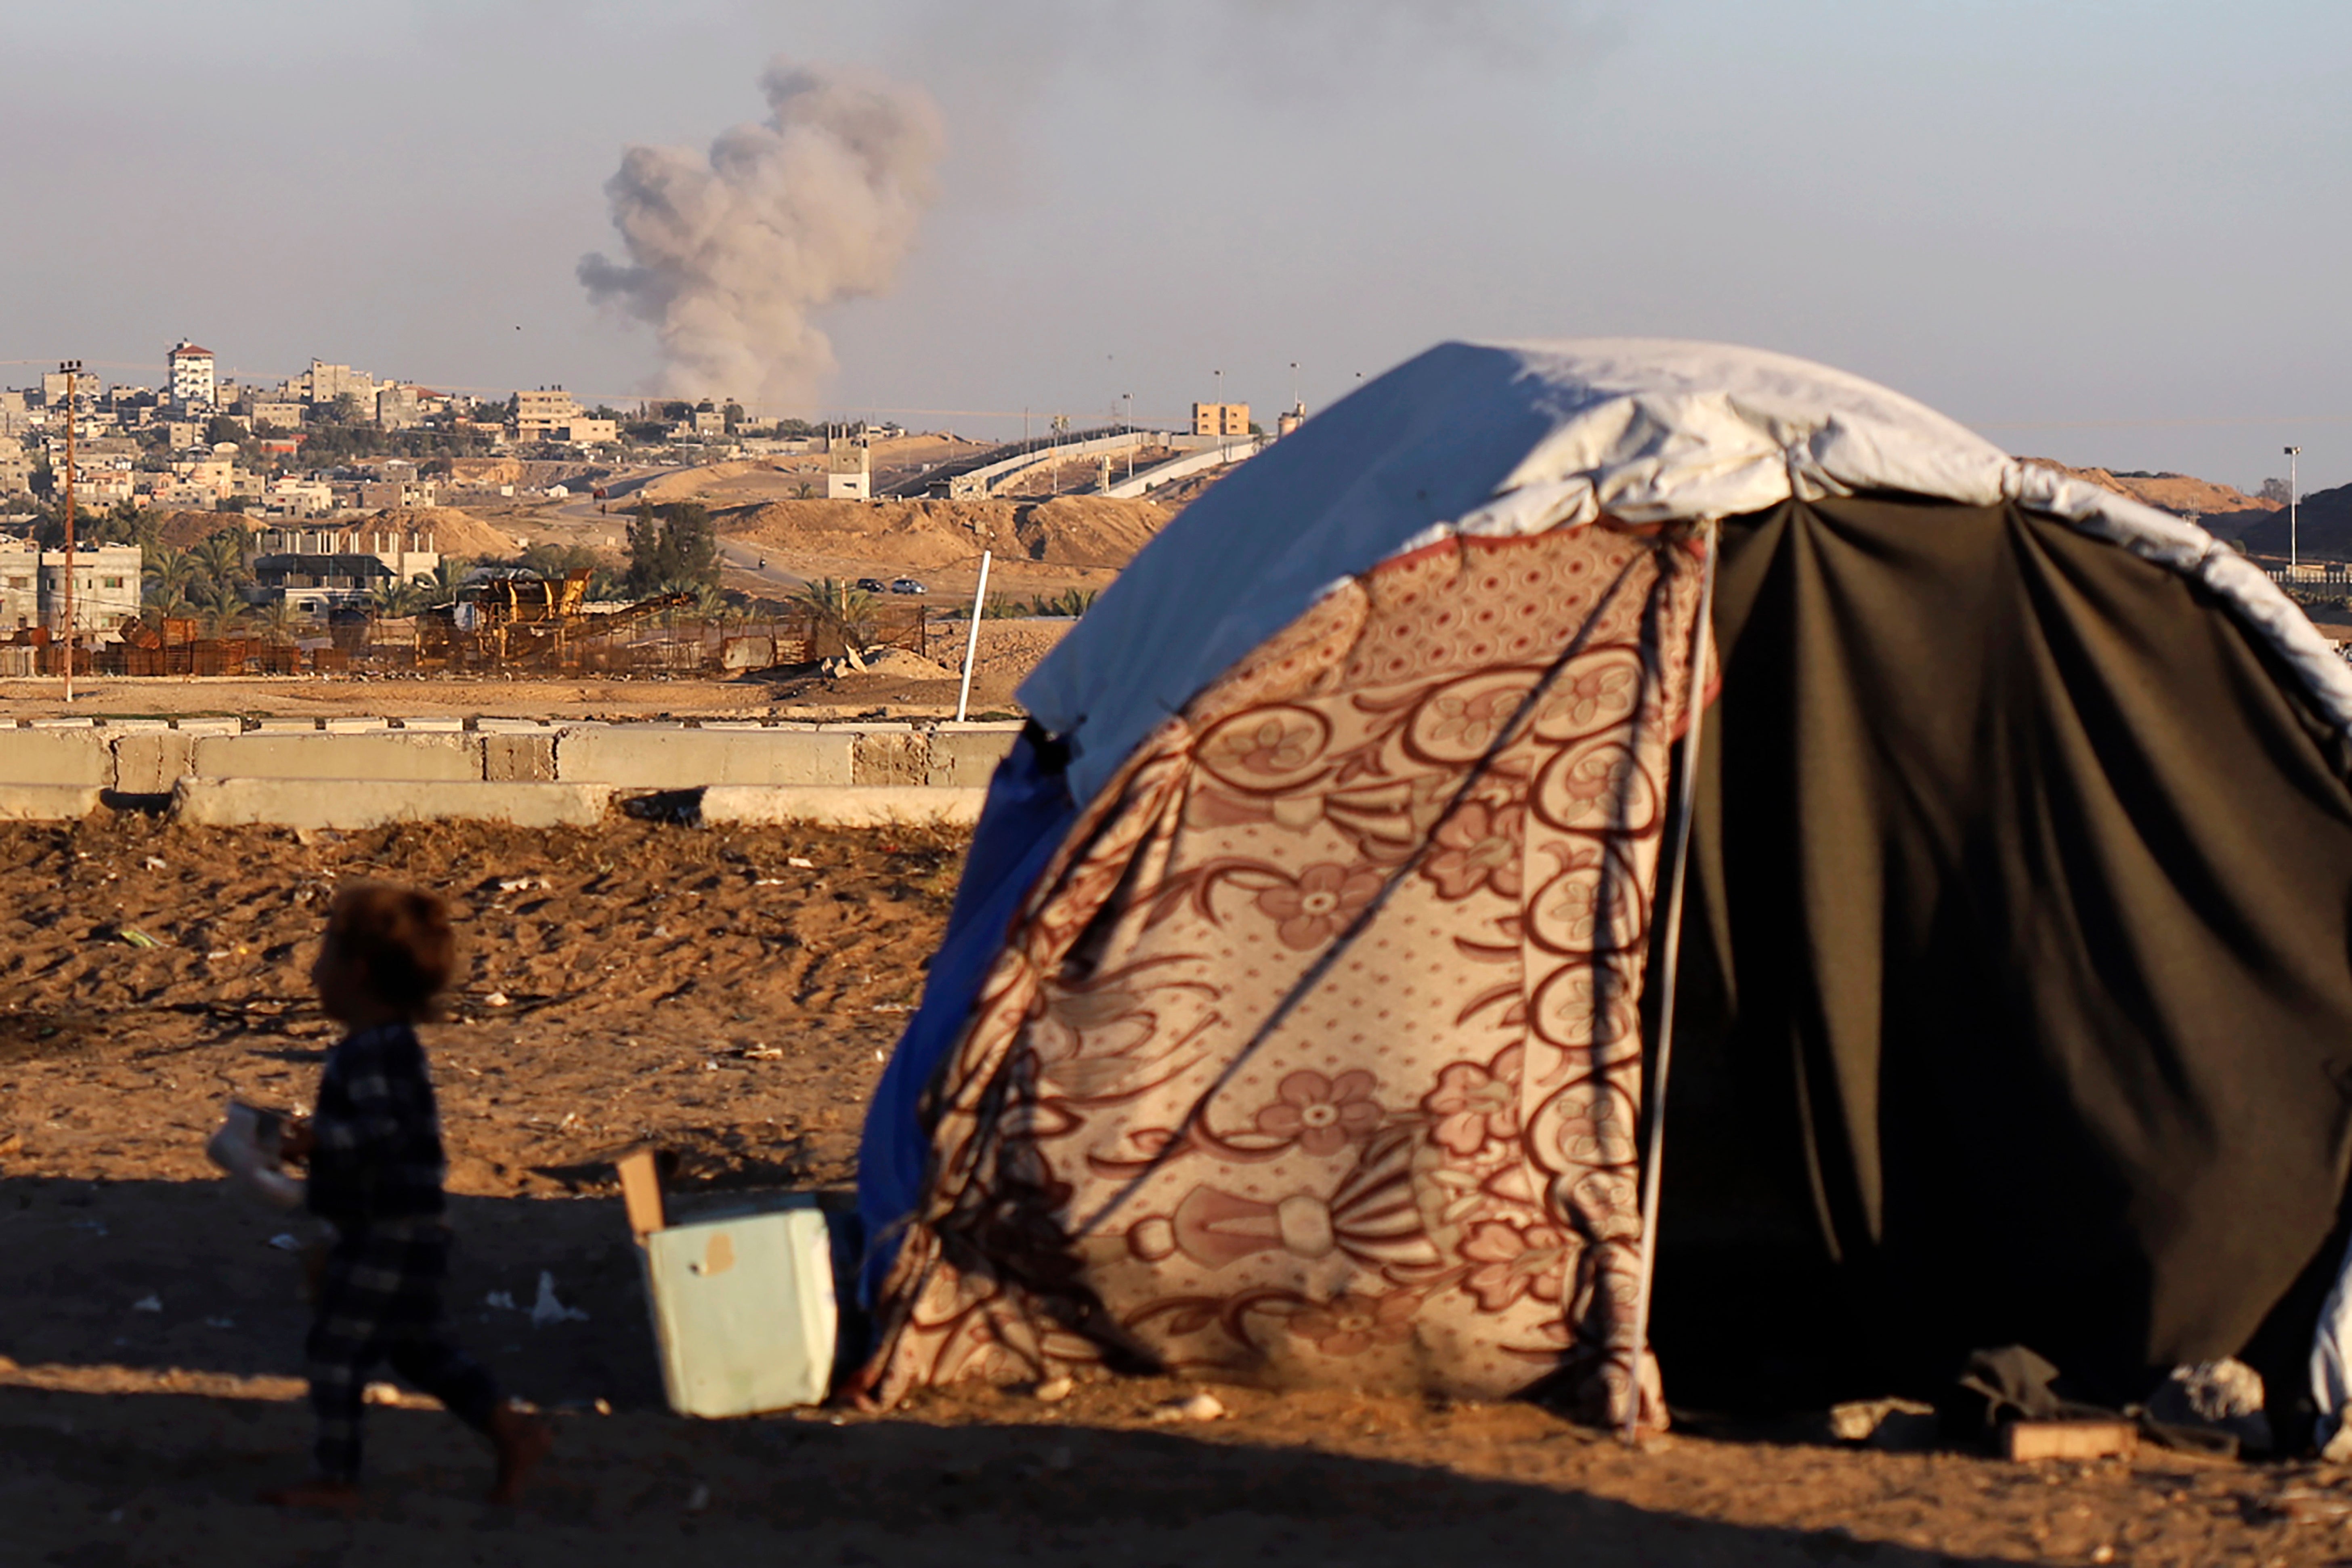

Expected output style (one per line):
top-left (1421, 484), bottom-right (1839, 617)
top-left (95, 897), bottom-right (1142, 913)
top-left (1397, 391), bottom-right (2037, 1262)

top-left (716, 539), bottom-right (808, 595)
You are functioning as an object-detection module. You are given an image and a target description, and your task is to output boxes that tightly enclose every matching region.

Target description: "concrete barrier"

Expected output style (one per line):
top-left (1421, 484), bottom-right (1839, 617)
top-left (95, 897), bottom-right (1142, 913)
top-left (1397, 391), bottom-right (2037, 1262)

top-left (172, 777), bottom-right (615, 830)
top-left (927, 727), bottom-right (1021, 787)
top-left (555, 725), bottom-right (856, 788)
top-left (111, 731), bottom-right (198, 796)
top-left (0, 784), bottom-right (105, 821)
top-left (0, 718), bottom-right (1014, 820)
top-left (188, 732), bottom-right (485, 782)
top-left (0, 729), bottom-right (111, 786)
top-left (699, 785), bottom-right (988, 828)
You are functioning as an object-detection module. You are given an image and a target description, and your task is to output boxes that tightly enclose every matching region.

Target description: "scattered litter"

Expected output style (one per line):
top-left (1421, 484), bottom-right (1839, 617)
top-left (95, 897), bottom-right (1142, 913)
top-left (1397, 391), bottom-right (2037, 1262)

top-left (530, 1270), bottom-right (590, 1326)
top-left (204, 1316), bottom-right (235, 1330)
top-left (131, 1294), bottom-right (162, 1314)
top-left (741, 1046), bottom-right (785, 1061)
top-left (874, 1049), bottom-right (886, 1062)
top-left (206, 949), bottom-right (229, 959)
top-left (652, 925), bottom-right (670, 939)
top-left (594, 1398), bottom-right (612, 1416)
top-left (685, 1482), bottom-right (711, 1513)
top-left (1149, 1391), bottom-right (1225, 1423)
top-left (141, 856), bottom-right (167, 871)
top-left (484, 992), bottom-right (511, 1008)
top-left (1827, 1397), bottom-right (1939, 1449)
top-left (1033, 1375), bottom-right (1073, 1404)
top-left (485, 1290), bottom-right (519, 1312)
top-left (117, 928), bottom-right (161, 949)
top-left (69, 1219), bottom-right (108, 1237)
top-left (871, 1003), bottom-right (910, 1014)
top-left (267, 1233), bottom-right (302, 1252)
top-left (787, 857), bottom-right (815, 869)
top-left (753, 878), bottom-right (787, 887)
top-left (496, 876), bottom-right (548, 893)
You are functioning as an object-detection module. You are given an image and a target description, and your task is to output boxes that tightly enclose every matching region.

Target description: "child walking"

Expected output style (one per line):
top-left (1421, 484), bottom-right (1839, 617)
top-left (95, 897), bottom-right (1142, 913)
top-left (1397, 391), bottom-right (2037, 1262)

top-left (265, 882), bottom-right (550, 1509)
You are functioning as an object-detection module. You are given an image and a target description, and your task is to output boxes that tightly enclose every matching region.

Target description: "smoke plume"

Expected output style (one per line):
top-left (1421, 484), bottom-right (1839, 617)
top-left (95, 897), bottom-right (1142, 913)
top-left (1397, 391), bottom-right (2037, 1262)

top-left (579, 59), bottom-right (944, 409)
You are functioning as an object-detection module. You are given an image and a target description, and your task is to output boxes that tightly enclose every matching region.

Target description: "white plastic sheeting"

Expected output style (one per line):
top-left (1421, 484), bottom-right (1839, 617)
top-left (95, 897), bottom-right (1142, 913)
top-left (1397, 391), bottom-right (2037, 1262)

top-left (1022, 338), bottom-right (2352, 806)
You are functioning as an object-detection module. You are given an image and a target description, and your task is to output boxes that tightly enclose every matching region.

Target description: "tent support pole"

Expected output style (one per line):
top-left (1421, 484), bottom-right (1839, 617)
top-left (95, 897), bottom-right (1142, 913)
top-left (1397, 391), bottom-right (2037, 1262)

top-left (1622, 518), bottom-right (1720, 1446)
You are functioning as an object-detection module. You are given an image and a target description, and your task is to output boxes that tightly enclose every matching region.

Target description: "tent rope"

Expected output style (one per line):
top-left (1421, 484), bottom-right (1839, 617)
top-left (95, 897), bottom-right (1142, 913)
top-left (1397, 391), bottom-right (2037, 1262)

top-left (1621, 518), bottom-right (1722, 1445)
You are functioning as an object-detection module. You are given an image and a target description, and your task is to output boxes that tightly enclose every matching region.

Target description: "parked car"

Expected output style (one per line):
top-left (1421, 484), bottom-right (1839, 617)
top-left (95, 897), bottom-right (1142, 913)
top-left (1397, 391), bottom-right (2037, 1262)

top-left (890, 578), bottom-right (927, 595)
top-left (854, 577), bottom-right (887, 594)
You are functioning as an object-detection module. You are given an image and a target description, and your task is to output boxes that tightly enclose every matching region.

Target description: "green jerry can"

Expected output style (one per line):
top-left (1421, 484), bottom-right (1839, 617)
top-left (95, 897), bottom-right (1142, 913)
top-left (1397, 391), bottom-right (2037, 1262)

top-left (642, 1201), bottom-right (839, 1418)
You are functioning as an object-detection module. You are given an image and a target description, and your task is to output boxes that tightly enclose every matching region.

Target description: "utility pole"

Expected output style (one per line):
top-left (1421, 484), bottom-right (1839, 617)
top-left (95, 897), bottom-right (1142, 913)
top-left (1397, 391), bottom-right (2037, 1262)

top-left (59, 359), bottom-right (80, 704)
top-left (2287, 446), bottom-right (2303, 573)
top-left (1214, 368), bottom-right (1225, 464)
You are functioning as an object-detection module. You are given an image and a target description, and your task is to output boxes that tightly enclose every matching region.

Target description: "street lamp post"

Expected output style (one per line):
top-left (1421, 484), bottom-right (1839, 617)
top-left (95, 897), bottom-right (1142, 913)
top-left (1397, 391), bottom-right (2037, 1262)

top-left (1214, 368), bottom-right (1225, 464)
top-left (59, 358), bottom-right (80, 704)
top-left (2286, 446), bottom-right (2303, 573)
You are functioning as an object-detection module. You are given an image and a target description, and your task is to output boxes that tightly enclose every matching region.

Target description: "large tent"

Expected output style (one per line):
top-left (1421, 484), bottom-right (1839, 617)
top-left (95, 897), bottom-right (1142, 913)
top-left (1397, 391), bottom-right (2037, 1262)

top-left (851, 340), bottom-right (2352, 1432)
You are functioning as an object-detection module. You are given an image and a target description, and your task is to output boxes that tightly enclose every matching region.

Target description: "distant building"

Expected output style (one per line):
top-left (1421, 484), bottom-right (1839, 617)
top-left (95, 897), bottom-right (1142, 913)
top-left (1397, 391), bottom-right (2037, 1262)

top-left (376, 384), bottom-right (423, 429)
top-left (303, 360), bottom-right (374, 411)
top-left (0, 439), bottom-right (32, 497)
top-left (261, 478), bottom-right (334, 518)
top-left (250, 526), bottom-right (440, 615)
top-left (0, 539), bottom-right (143, 636)
top-left (168, 341), bottom-right (217, 411)
top-left (826, 442), bottom-right (872, 501)
top-left (1192, 401), bottom-right (1250, 438)
top-left (40, 369), bottom-right (101, 407)
top-left (356, 480), bottom-right (440, 511)
top-left (249, 400), bottom-right (306, 430)
top-left (514, 387), bottom-right (580, 441)
top-left (557, 418), bottom-right (619, 445)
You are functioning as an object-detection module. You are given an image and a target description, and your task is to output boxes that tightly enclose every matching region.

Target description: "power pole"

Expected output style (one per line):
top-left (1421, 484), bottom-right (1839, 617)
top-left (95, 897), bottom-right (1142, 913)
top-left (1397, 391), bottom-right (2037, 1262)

top-left (59, 358), bottom-right (80, 704)
top-left (2286, 446), bottom-right (2303, 573)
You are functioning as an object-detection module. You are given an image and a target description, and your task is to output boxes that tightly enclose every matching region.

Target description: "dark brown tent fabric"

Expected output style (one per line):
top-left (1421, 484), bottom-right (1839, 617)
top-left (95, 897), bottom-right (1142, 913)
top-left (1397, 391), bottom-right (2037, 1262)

top-left (1653, 494), bottom-right (2352, 1406)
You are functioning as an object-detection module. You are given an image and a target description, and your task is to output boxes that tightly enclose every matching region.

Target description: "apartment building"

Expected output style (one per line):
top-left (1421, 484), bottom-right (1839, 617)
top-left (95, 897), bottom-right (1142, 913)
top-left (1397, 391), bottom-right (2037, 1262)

top-left (514, 387), bottom-right (579, 440)
top-left (168, 341), bottom-right (217, 411)
top-left (0, 539), bottom-right (144, 635)
top-left (250, 527), bottom-right (440, 615)
top-left (1191, 401), bottom-right (1251, 438)
top-left (0, 439), bottom-right (32, 496)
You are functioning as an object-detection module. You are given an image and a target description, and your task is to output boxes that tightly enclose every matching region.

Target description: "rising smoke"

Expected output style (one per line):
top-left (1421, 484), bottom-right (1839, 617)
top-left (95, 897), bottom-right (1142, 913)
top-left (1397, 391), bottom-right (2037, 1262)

top-left (578, 59), bottom-right (944, 410)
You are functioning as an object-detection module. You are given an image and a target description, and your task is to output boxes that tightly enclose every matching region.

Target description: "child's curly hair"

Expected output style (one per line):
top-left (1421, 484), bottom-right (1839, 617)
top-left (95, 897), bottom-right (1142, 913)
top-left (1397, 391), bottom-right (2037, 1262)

top-left (324, 882), bottom-right (454, 1020)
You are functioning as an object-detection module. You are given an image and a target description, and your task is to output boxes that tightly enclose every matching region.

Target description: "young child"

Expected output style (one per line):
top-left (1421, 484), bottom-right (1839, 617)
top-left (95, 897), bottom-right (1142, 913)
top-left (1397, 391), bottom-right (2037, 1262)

top-left (264, 882), bottom-right (550, 1509)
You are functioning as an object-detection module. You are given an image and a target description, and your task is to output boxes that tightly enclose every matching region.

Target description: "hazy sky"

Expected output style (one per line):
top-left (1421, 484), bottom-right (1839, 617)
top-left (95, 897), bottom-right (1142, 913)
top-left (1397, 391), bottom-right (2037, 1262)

top-left (2, 0), bottom-right (2346, 491)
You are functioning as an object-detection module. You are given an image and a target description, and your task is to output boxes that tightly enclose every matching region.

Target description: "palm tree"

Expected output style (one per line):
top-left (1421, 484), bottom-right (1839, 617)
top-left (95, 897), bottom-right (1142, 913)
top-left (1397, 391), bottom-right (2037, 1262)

top-left (792, 577), bottom-right (877, 649)
top-left (370, 579), bottom-right (428, 618)
top-left (190, 529), bottom-right (251, 594)
top-left (141, 584), bottom-right (193, 627)
top-left (143, 546), bottom-right (200, 605)
top-left (430, 557), bottom-right (474, 598)
top-left (195, 581), bottom-right (250, 640)
top-left (686, 584), bottom-right (728, 623)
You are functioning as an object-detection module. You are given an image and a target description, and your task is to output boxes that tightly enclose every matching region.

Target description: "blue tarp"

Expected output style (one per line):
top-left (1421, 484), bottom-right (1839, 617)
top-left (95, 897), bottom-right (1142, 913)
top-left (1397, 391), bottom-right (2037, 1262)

top-left (852, 733), bottom-right (1076, 1312)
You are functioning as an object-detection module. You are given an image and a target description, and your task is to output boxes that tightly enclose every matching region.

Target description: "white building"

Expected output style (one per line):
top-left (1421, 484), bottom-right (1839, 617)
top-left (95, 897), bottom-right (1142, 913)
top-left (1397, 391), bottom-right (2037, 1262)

top-left (826, 441), bottom-right (872, 500)
top-left (0, 539), bottom-right (143, 636)
top-left (168, 341), bottom-right (217, 411)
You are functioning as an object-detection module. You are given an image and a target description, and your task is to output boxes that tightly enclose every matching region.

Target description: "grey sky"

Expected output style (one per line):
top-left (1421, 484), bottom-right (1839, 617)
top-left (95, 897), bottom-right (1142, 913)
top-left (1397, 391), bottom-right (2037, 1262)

top-left (2, 0), bottom-right (2346, 491)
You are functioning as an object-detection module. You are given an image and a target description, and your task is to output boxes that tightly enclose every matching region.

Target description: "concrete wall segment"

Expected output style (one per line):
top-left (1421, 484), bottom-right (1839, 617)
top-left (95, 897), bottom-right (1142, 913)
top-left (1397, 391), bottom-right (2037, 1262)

top-left (188, 732), bottom-right (485, 782)
top-left (0, 728), bottom-right (112, 785)
top-left (553, 726), bottom-right (855, 787)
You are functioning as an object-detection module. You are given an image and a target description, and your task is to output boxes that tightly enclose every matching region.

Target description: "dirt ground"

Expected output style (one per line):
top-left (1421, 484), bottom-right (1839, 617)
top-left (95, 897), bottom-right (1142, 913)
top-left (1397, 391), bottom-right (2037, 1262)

top-left (0, 619), bottom-right (1071, 722)
top-left (6, 813), bottom-right (2352, 1564)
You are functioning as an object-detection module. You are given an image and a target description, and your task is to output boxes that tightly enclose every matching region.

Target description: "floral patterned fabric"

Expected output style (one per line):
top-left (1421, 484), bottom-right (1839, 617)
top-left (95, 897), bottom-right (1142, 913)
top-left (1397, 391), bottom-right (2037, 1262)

top-left (856, 522), bottom-right (1709, 1422)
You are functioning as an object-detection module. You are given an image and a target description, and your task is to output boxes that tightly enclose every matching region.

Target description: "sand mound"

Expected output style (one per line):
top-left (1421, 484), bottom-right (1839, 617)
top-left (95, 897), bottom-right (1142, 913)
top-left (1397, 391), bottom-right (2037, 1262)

top-left (723, 497), bottom-right (1170, 573)
top-left (2016, 458), bottom-right (2276, 518)
top-left (149, 510), bottom-right (248, 549)
top-left (361, 506), bottom-right (519, 560)
top-left (852, 646), bottom-right (955, 679)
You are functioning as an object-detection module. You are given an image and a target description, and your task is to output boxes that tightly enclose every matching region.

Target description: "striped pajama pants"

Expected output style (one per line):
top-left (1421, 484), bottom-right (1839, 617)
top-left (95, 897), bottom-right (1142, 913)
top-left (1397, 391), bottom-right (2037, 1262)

top-left (306, 1217), bottom-right (499, 1482)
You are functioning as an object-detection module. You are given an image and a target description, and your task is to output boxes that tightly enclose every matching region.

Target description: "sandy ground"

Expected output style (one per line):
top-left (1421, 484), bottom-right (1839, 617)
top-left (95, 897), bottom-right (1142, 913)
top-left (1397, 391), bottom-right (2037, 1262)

top-left (5, 812), bottom-right (2352, 1563)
